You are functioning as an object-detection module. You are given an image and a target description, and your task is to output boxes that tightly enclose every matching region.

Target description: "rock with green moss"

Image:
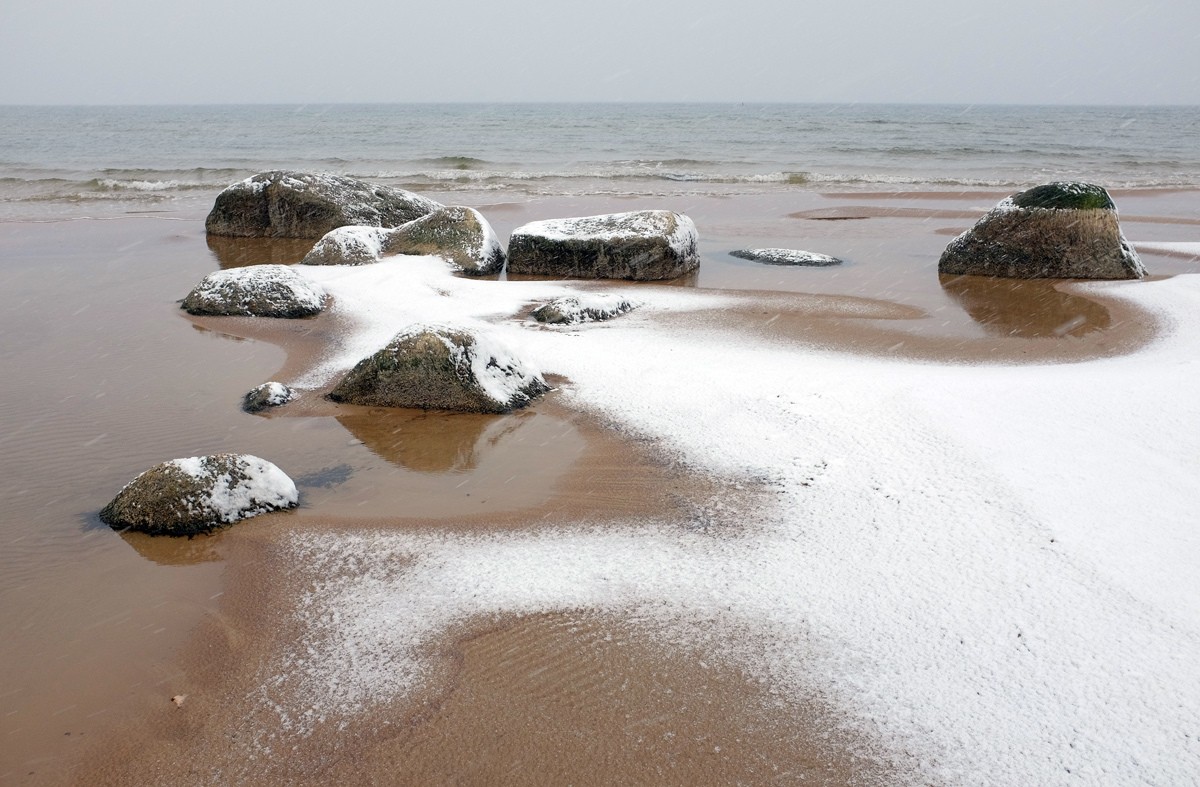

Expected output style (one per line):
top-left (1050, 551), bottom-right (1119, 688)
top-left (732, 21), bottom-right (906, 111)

top-left (383, 206), bottom-right (505, 275)
top-left (181, 264), bottom-right (326, 318)
top-left (99, 454), bottom-right (298, 536)
top-left (939, 182), bottom-right (1144, 279)
top-left (329, 325), bottom-right (549, 413)
top-left (508, 210), bottom-right (699, 281)
top-left (205, 170), bottom-right (442, 239)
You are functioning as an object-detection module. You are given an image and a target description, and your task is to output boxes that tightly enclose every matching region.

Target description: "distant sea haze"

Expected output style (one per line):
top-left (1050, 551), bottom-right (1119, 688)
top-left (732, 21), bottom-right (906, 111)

top-left (1, 103), bottom-right (1197, 219)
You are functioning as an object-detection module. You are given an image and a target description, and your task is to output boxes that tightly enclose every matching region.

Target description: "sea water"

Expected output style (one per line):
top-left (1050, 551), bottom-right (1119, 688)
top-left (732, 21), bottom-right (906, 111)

top-left (1, 103), bottom-right (1198, 220)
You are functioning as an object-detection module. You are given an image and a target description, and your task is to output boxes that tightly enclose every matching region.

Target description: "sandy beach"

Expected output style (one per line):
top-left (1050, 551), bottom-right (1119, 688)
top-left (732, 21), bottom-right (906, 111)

top-left (1, 187), bottom-right (1198, 784)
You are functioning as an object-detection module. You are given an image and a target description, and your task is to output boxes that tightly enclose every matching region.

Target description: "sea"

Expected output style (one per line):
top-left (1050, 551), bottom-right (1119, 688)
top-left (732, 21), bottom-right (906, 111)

top-left (1, 103), bottom-right (1199, 221)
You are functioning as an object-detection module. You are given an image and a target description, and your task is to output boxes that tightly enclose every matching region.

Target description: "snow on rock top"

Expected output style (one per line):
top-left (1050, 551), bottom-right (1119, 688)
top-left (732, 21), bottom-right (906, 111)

top-left (302, 226), bottom-right (393, 266)
top-left (205, 170), bottom-right (443, 239)
top-left (513, 210), bottom-right (697, 255)
top-left (531, 293), bottom-right (639, 324)
top-left (507, 210), bottom-right (699, 280)
top-left (99, 454), bottom-right (298, 535)
top-left (181, 264), bottom-right (326, 318)
top-left (328, 323), bottom-right (549, 414)
top-left (730, 248), bottom-right (843, 267)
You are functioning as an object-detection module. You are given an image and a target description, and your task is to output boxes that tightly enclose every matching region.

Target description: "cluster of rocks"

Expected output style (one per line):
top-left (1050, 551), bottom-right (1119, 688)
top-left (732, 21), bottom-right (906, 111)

top-left (108, 175), bottom-right (1144, 536)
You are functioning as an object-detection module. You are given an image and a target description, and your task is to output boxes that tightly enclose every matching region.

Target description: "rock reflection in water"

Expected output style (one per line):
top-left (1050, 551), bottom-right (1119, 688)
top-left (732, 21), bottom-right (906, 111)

top-left (207, 234), bottom-right (316, 269)
top-left (336, 408), bottom-right (539, 474)
top-left (939, 274), bottom-right (1112, 338)
top-left (119, 529), bottom-right (223, 566)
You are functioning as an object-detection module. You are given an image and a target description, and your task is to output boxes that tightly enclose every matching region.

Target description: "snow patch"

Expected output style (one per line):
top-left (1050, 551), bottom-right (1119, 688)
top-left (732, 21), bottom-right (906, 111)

top-left (268, 256), bottom-right (1200, 784)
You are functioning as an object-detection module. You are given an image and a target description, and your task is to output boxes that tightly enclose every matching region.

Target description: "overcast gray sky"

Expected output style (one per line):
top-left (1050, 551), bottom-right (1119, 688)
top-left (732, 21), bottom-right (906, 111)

top-left (3, 0), bottom-right (1197, 105)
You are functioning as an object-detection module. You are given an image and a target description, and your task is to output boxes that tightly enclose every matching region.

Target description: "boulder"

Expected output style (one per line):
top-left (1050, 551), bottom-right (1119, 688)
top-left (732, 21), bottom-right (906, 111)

top-left (383, 206), bottom-right (505, 275)
top-left (301, 226), bottom-right (393, 265)
top-left (507, 210), bottom-right (699, 280)
top-left (99, 454), bottom-right (298, 535)
top-left (243, 381), bottom-right (295, 413)
top-left (181, 264), bottom-right (326, 318)
top-left (531, 294), bottom-right (638, 325)
top-left (938, 182), bottom-right (1145, 279)
top-left (329, 325), bottom-right (549, 413)
top-left (730, 248), bottom-right (842, 267)
top-left (205, 170), bottom-right (442, 239)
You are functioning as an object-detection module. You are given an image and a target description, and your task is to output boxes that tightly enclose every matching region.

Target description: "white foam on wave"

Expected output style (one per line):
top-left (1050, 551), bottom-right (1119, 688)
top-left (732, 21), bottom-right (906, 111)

top-left (276, 258), bottom-right (1200, 784)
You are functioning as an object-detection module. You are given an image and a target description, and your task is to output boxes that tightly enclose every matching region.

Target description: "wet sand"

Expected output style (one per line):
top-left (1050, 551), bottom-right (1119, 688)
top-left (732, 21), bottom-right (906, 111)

top-left (1, 188), bottom-right (1196, 784)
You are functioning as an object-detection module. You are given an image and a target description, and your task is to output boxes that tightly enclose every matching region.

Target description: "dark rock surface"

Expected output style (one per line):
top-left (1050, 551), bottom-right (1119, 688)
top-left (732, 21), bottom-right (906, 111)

top-left (205, 171), bottom-right (442, 239)
top-left (939, 182), bottom-right (1145, 279)
top-left (99, 454), bottom-right (298, 536)
top-left (507, 210), bottom-right (699, 281)
top-left (383, 206), bottom-right (505, 275)
top-left (329, 326), bottom-right (549, 413)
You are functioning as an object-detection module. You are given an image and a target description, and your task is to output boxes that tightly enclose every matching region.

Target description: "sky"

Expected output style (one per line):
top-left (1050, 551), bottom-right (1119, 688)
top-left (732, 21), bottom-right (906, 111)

top-left (3, 0), bottom-right (1198, 105)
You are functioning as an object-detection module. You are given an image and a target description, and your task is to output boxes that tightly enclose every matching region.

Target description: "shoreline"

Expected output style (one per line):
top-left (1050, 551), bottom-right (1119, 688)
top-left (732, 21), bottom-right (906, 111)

top-left (2, 188), bottom-right (1198, 784)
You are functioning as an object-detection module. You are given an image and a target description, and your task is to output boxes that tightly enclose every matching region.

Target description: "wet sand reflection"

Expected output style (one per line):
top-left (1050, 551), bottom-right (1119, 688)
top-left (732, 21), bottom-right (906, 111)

top-left (335, 408), bottom-right (530, 474)
top-left (206, 234), bottom-right (315, 268)
top-left (939, 274), bottom-right (1112, 338)
top-left (118, 528), bottom-right (224, 566)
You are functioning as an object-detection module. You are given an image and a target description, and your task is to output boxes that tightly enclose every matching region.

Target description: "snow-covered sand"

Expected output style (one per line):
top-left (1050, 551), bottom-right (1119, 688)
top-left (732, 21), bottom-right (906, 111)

top-left (283, 256), bottom-right (1199, 784)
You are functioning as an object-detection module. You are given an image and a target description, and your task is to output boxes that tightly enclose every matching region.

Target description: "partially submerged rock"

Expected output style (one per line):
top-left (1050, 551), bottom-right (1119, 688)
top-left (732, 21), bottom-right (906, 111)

top-left (730, 248), bottom-right (842, 266)
top-left (301, 226), bottom-right (393, 265)
top-left (939, 182), bottom-right (1145, 280)
top-left (507, 210), bottom-right (699, 280)
top-left (243, 381), bottom-right (295, 413)
top-left (182, 264), bottom-right (326, 318)
top-left (531, 294), bottom-right (638, 325)
top-left (205, 170), bottom-right (442, 239)
top-left (99, 454), bottom-right (298, 535)
top-left (329, 325), bottom-right (549, 413)
top-left (383, 206), bottom-right (505, 275)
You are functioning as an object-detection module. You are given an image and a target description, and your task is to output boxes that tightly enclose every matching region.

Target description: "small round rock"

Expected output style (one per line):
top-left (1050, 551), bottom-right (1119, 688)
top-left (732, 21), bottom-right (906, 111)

top-left (243, 382), bottom-right (295, 413)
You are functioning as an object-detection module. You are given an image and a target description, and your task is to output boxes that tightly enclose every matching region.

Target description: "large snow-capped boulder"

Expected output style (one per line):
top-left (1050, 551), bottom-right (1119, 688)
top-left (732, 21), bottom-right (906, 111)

top-left (938, 182), bottom-right (1145, 279)
top-left (181, 264), bottom-right (326, 318)
top-left (383, 206), bottom-right (505, 275)
top-left (531, 294), bottom-right (639, 325)
top-left (300, 226), bottom-right (393, 266)
top-left (329, 325), bottom-right (549, 413)
top-left (205, 170), bottom-right (442, 239)
top-left (731, 248), bottom-right (842, 267)
top-left (99, 454), bottom-right (298, 535)
top-left (507, 210), bottom-right (699, 280)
